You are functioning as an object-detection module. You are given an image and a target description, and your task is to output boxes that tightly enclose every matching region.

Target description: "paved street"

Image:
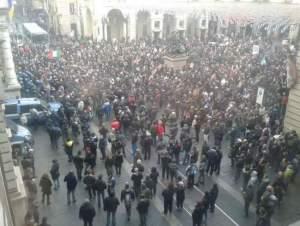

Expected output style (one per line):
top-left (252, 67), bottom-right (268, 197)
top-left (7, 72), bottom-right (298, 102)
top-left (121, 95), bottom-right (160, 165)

top-left (32, 120), bottom-right (300, 226)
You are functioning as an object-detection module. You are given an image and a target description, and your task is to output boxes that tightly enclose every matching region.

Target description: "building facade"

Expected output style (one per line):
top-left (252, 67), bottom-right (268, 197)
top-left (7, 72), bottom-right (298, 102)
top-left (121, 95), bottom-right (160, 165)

top-left (39, 0), bottom-right (300, 41)
top-left (1, 1), bottom-right (25, 226)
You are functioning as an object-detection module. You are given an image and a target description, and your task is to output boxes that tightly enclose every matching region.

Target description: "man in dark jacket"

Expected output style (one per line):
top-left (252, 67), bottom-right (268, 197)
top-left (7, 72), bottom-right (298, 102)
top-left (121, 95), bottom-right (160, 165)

top-left (64, 171), bottom-right (77, 204)
top-left (73, 151), bottom-right (84, 180)
top-left (79, 199), bottom-right (96, 226)
top-left (175, 179), bottom-right (185, 210)
top-left (94, 174), bottom-right (107, 209)
top-left (131, 169), bottom-right (143, 198)
top-left (121, 183), bottom-right (135, 221)
top-left (143, 133), bottom-right (152, 160)
top-left (114, 151), bottom-right (123, 175)
top-left (209, 184), bottom-right (219, 213)
top-left (162, 183), bottom-right (174, 215)
top-left (215, 149), bottom-right (223, 175)
top-left (98, 135), bottom-right (107, 160)
top-left (104, 192), bottom-right (120, 226)
top-left (161, 151), bottom-right (171, 179)
top-left (206, 148), bottom-right (217, 176)
top-left (83, 172), bottom-right (96, 200)
top-left (50, 159), bottom-right (60, 190)
top-left (136, 194), bottom-right (150, 226)
top-left (243, 184), bottom-right (254, 217)
top-left (192, 201), bottom-right (205, 226)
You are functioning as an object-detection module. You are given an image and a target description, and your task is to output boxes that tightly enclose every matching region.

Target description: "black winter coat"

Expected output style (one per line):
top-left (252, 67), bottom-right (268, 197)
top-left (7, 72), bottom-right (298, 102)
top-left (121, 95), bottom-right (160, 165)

top-left (79, 202), bottom-right (96, 221)
top-left (64, 173), bottom-right (77, 191)
top-left (137, 198), bottom-right (150, 214)
top-left (104, 196), bottom-right (120, 212)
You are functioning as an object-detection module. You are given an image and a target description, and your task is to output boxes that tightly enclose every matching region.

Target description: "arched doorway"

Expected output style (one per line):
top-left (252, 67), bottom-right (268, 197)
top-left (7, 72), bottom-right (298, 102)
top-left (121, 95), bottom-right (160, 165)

top-left (85, 9), bottom-right (93, 37)
top-left (163, 14), bottom-right (176, 39)
top-left (107, 9), bottom-right (125, 41)
top-left (136, 11), bottom-right (151, 39)
top-left (186, 16), bottom-right (199, 39)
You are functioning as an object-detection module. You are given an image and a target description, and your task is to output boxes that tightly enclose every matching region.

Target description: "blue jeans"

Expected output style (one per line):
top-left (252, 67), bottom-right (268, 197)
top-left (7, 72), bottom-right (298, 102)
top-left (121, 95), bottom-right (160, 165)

top-left (131, 143), bottom-right (137, 157)
top-left (106, 211), bottom-right (116, 226)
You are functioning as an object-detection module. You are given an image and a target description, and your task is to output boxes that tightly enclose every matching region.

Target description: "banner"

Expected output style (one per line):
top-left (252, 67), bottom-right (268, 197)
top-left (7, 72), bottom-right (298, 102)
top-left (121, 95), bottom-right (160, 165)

top-left (252, 45), bottom-right (259, 55)
top-left (256, 87), bottom-right (264, 105)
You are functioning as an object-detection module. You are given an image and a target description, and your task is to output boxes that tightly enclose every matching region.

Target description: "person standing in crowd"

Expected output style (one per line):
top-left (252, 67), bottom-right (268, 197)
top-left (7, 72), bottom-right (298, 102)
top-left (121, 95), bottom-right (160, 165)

top-left (162, 182), bottom-right (175, 215)
top-left (137, 194), bottom-right (150, 226)
top-left (94, 174), bottom-right (107, 209)
top-left (114, 151), bottom-right (123, 175)
top-left (64, 171), bottom-right (77, 204)
top-left (209, 183), bottom-right (219, 213)
top-left (150, 167), bottom-right (159, 196)
top-left (121, 182), bottom-right (135, 221)
top-left (243, 183), bottom-right (254, 217)
top-left (98, 135), bottom-right (107, 160)
top-left (104, 192), bottom-right (120, 226)
top-left (105, 154), bottom-right (114, 177)
top-left (175, 177), bottom-right (185, 211)
top-left (131, 131), bottom-right (138, 159)
top-left (83, 171), bottom-right (96, 200)
top-left (202, 191), bottom-right (210, 225)
top-left (206, 147), bottom-right (217, 176)
top-left (65, 138), bottom-right (74, 162)
top-left (131, 168), bottom-right (143, 198)
top-left (192, 201), bottom-right (205, 226)
top-left (197, 158), bottom-right (206, 186)
top-left (215, 148), bottom-right (223, 175)
top-left (50, 159), bottom-right (60, 190)
top-left (73, 151), bottom-right (84, 181)
top-left (79, 199), bottom-right (96, 226)
top-left (39, 174), bottom-right (52, 205)
top-left (161, 150), bottom-right (171, 179)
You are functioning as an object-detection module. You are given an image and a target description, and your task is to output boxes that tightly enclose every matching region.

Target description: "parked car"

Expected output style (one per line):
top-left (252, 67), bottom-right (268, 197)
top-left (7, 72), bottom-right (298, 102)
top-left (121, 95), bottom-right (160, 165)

top-left (4, 97), bottom-right (48, 121)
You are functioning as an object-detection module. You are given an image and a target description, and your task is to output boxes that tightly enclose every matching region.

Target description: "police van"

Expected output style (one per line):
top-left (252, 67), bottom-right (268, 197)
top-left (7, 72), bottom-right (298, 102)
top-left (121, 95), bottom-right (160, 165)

top-left (4, 97), bottom-right (49, 121)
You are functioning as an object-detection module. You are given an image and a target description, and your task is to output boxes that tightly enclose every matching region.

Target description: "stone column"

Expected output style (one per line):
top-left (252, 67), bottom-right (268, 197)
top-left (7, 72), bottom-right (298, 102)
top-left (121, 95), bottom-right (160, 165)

top-left (128, 13), bottom-right (136, 40)
top-left (123, 21), bottom-right (127, 39)
top-left (104, 22), bottom-right (108, 40)
top-left (0, 15), bottom-right (20, 98)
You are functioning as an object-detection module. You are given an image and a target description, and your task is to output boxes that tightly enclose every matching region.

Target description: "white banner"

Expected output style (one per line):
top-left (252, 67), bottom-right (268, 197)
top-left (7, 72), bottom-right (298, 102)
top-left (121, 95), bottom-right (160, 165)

top-left (252, 45), bottom-right (260, 55)
top-left (256, 87), bottom-right (264, 105)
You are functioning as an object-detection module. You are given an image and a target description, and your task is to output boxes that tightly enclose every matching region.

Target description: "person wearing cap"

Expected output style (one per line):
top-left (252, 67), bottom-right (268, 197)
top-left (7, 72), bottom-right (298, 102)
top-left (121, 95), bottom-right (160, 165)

top-left (64, 171), bottom-right (78, 204)
top-left (104, 192), bottom-right (120, 226)
top-left (121, 182), bottom-right (135, 221)
top-left (136, 194), bottom-right (150, 226)
top-left (79, 199), bottom-right (96, 226)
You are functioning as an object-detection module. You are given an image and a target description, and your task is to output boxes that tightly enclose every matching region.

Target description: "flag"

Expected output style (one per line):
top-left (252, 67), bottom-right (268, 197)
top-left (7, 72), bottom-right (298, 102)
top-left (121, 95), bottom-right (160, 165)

top-left (48, 50), bottom-right (61, 59)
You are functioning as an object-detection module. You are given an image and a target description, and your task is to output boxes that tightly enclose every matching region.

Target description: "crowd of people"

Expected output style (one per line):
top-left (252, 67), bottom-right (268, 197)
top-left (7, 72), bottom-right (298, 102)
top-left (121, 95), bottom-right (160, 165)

top-left (13, 31), bottom-right (300, 226)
